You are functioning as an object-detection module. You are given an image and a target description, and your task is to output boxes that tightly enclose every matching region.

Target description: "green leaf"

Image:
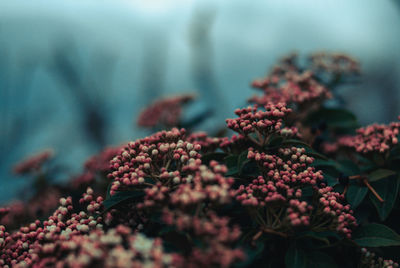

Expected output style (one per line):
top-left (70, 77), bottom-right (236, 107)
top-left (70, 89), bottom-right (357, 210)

top-left (267, 135), bottom-right (284, 147)
top-left (337, 160), bottom-right (360, 176)
top-left (301, 186), bottom-right (314, 197)
top-left (304, 148), bottom-right (329, 160)
top-left (369, 175), bottom-right (400, 221)
top-left (312, 159), bottom-right (338, 168)
top-left (346, 184), bottom-right (368, 208)
top-left (368, 169), bottom-right (396, 182)
top-left (201, 152), bottom-right (227, 164)
top-left (324, 173), bottom-right (339, 186)
top-left (102, 190), bottom-right (145, 212)
top-left (235, 241), bottom-right (264, 268)
top-left (282, 139), bottom-right (312, 149)
top-left (105, 182), bottom-right (112, 200)
top-left (224, 151), bottom-right (251, 176)
top-left (353, 223), bottom-right (400, 247)
top-left (295, 231), bottom-right (340, 245)
top-left (285, 244), bottom-right (307, 268)
top-left (285, 246), bottom-right (337, 268)
top-left (306, 107), bottom-right (358, 129)
top-left (224, 155), bottom-right (239, 176)
top-left (305, 251), bottom-right (337, 268)
top-left (238, 150), bottom-right (249, 174)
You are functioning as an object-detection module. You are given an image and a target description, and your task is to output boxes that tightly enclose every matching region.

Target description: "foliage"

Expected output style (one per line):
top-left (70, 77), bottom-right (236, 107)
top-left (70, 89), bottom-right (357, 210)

top-left (1, 52), bottom-right (399, 267)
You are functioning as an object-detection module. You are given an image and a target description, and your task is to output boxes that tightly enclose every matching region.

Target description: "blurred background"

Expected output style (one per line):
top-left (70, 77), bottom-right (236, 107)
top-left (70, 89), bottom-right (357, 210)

top-left (1, 0), bottom-right (400, 202)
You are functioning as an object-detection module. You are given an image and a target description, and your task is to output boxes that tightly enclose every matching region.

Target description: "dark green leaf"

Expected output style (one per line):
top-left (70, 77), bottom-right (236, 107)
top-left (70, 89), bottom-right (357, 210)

top-left (301, 186), bottom-right (314, 197)
top-left (201, 152), bottom-right (227, 164)
top-left (105, 182), bottom-right (112, 200)
top-left (295, 231), bottom-right (340, 245)
top-left (306, 108), bottom-right (358, 129)
top-left (267, 135), bottom-right (284, 147)
top-left (235, 241), bottom-right (264, 268)
top-left (102, 190), bottom-right (145, 212)
top-left (337, 160), bottom-right (360, 176)
top-left (285, 244), bottom-right (307, 268)
top-left (238, 150), bottom-right (249, 174)
top-left (304, 148), bottom-right (329, 160)
top-left (369, 175), bottom-right (400, 221)
top-left (282, 139), bottom-right (312, 149)
top-left (353, 223), bottom-right (400, 247)
top-left (368, 169), bottom-right (396, 182)
top-left (312, 159), bottom-right (338, 168)
top-left (305, 251), bottom-right (337, 268)
top-left (324, 173), bottom-right (339, 186)
top-left (346, 184), bottom-right (368, 208)
top-left (224, 155), bottom-right (239, 176)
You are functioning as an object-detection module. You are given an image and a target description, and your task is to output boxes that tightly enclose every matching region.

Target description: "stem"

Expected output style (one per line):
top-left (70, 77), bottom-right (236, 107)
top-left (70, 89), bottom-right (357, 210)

top-left (247, 135), bottom-right (262, 147)
top-left (342, 184), bottom-right (349, 196)
top-left (363, 178), bottom-right (384, 202)
top-left (252, 230), bottom-right (263, 241)
top-left (262, 227), bottom-right (288, 238)
top-left (165, 159), bottom-right (172, 170)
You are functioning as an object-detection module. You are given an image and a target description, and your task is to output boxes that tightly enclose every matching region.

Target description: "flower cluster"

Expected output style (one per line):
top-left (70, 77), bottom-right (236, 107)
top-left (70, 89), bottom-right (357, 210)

top-left (107, 128), bottom-right (202, 195)
top-left (13, 149), bottom-right (54, 175)
top-left (338, 118), bottom-right (400, 154)
top-left (186, 132), bottom-right (222, 153)
top-left (159, 161), bottom-right (234, 208)
top-left (72, 146), bottom-right (122, 189)
top-left (250, 70), bottom-right (331, 107)
top-left (226, 103), bottom-right (291, 146)
top-left (35, 227), bottom-right (181, 268)
top-left (247, 147), bottom-right (320, 185)
top-left (360, 248), bottom-right (399, 268)
top-left (235, 146), bottom-right (356, 237)
top-left (309, 52), bottom-right (360, 75)
top-left (137, 94), bottom-right (195, 128)
top-left (105, 128), bottom-right (245, 267)
top-left (0, 188), bottom-right (184, 268)
top-left (0, 188), bottom-right (62, 230)
top-left (0, 187), bottom-right (104, 266)
top-left (163, 210), bottom-right (244, 268)
top-left (315, 186), bottom-right (357, 238)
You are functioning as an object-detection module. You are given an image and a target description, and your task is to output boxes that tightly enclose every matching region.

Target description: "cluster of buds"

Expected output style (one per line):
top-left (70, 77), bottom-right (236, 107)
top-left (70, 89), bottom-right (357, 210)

top-left (13, 149), bottom-right (54, 175)
top-left (72, 146), bottom-right (123, 189)
top-left (226, 103), bottom-right (291, 146)
top-left (0, 207), bottom-right (10, 222)
top-left (338, 119), bottom-right (400, 154)
top-left (309, 52), bottom-right (360, 76)
top-left (186, 132), bottom-right (222, 153)
top-left (84, 146), bottom-right (123, 174)
top-left (137, 94), bottom-right (195, 128)
top-left (107, 128), bottom-right (203, 195)
top-left (0, 225), bottom-right (8, 247)
top-left (237, 146), bottom-right (323, 208)
top-left (163, 210), bottom-right (245, 268)
top-left (315, 186), bottom-right (357, 238)
top-left (0, 188), bottom-right (103, 266)
top-left (34, 227), bottom-right (182, 268)
top-left (247, 147), bottom-right (322, 186)
top-left (0, 188), bottom-right (62, 230)
top-left (167, 161), bottom-right (234, 208)
top-left (236, 146), bottom-right (356, 238)
top-left (250, 70), bottom-right (331, 107)
top-left (0, 202), bottom-right (25, 228)
top-left (360, 248), bottom-right (399, 268)
top-left (287, 199), bottom-right (312, 227)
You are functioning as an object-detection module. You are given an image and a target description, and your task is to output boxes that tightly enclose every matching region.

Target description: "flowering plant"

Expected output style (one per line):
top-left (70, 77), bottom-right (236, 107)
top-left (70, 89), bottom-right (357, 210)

top-left (1, 52), bottom-right (399, 268)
